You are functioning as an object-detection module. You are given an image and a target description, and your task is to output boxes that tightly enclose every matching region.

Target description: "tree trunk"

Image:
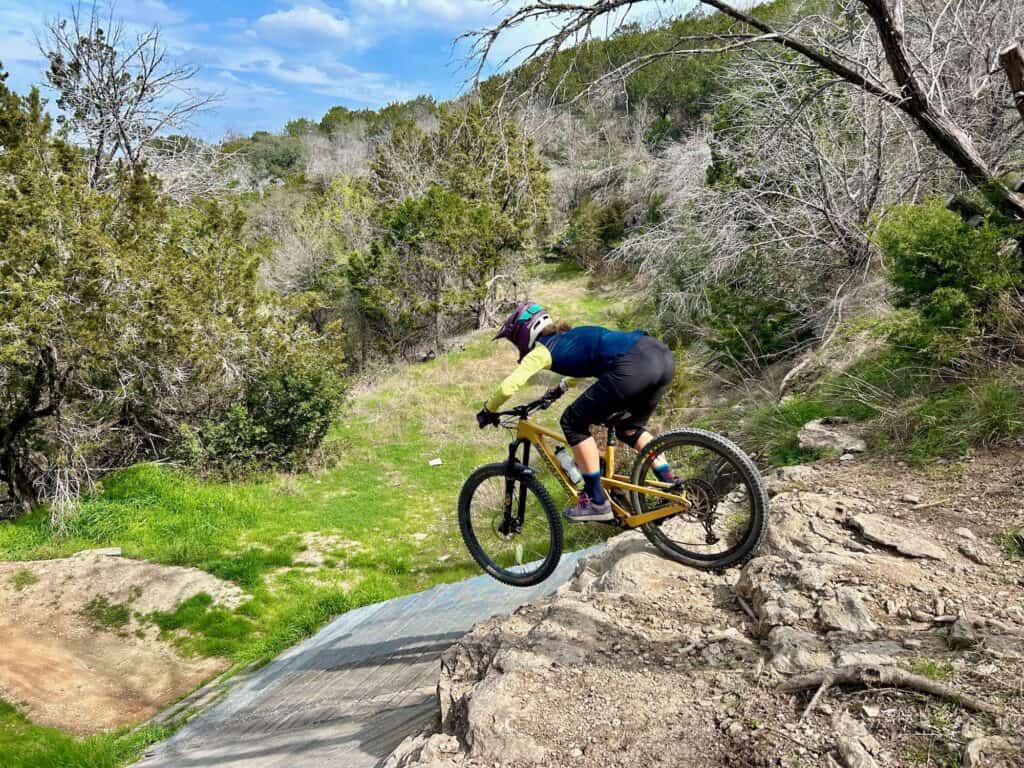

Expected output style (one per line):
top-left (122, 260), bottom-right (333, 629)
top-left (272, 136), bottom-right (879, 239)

top-left (0, 346), bottom-right (62, 518)
top-left (1000, 42), bottom-right (1024, 126)
top-left (0, 444), bottom-right (36, 518)
top-left (857, 0), bottom-right (1024, 219)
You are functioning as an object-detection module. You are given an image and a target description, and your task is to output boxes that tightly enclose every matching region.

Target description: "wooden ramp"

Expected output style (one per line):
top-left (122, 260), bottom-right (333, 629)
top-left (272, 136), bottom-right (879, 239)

top-left (135, 549), bottom-right (594, 768)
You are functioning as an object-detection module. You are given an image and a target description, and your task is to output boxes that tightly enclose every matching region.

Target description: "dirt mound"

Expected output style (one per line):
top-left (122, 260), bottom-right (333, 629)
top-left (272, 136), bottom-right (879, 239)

top-left (385, 451), bottom-right (1024, 768)
top-left (0, 549), bottom-right (244, 734)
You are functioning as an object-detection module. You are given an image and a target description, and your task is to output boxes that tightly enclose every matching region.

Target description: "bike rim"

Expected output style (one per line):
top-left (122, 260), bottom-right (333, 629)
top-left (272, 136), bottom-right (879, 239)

top-left (633, 439), bottom-right (759, 561)
top-left (466, 474), bottom-right (557, 578)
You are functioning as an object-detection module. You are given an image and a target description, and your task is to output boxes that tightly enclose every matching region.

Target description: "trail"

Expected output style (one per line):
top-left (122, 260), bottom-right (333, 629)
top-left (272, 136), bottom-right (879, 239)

top-left (135, 549), bottom-right (594, 768)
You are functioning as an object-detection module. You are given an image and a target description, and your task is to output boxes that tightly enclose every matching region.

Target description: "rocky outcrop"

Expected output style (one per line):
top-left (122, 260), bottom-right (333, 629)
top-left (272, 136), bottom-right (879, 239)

top-left (798, 418), bottom-right (867, 455)
top-left (386, 460), bottom-right (1024, 768)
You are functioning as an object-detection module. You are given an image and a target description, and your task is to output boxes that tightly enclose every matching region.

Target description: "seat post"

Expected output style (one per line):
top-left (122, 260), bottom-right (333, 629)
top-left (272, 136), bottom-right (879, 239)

top-left (605, 426), bottom-right (616, 478)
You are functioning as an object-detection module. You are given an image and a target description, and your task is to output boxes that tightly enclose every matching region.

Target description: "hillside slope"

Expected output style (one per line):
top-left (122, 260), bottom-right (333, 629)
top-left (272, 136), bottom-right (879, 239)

top-left (0, 266), bottom-right (624, 765)
top-left (385, 452), bottom-right (1024, 768)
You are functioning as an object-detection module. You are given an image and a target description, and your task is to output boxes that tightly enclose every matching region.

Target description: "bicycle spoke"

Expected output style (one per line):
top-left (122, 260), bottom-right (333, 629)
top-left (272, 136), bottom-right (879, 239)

top-left (634, 437), bottom-right (760, 559)
top-left (466, 474), bottom-right (555, 575)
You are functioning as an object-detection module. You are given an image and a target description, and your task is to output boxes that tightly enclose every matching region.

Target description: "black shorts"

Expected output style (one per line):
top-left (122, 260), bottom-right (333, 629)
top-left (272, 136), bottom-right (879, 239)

top-left (560, 336), bottom-right (675, 446)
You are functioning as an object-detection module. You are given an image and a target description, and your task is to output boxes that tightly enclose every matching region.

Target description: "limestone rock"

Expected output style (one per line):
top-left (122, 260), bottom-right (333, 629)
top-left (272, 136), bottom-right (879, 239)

top-left (948, 617), bottom-right (980, 650)
top-left (847, 514), bottom-right (950, 560)
top-left (767, 626), bottom-right (831, 674)
top-left (833, 711), bottom-right (881, 768)
top-left (735, 556), bottom-right (824, 631)
top-left (798, 418), bottom-right (867, 454)
top-left (962, 736), bottom-right (1022, 767)
top-left (384, 732), bottom-right (462, 768)
top-left (568, 532), bottom-right (684, 595)
top-left (818, 587), bottom-right (878, 634)
top-left (958, 539), bottom-right (989, 565)
top-left (765, 465), bottom-right (820, 496)
top-left (833, 641), bottom-right (903, 667)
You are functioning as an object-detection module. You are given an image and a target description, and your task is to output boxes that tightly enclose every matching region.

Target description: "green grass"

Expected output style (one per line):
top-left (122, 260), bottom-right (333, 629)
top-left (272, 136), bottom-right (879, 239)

top-left (0, 267), bottom-right (622, 764)
top-left (81, 596), bottom-right (132, 631)
top-left (998, 529), bottom-right (1024, 559)
top-left (702, 344), bottom-right (1024, 468)
top-left (10, 568), bottom-right (36, 590)
top-left (897, 377), bottom-right (1024, 461)
top-left (910, 658), bottom-right (955, 682)
top-left (0, 699), bottom-right (167, 768)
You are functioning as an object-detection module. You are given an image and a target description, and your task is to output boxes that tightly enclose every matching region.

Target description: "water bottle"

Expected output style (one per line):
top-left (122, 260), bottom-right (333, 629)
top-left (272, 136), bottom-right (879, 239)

top-left (555, 446), bottom-right (583, 486)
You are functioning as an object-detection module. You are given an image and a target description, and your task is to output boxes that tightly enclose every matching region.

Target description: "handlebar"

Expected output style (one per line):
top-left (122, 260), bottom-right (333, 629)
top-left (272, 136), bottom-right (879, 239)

top-left (491, 394), bottom-right (556, 425)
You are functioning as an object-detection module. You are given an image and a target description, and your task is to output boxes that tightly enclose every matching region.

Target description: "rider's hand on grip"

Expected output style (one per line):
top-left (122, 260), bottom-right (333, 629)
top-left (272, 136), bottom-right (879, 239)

top-left (476, 407), bottom-right (499, 429)
top-left (543, 380), bottom-right (567, 405)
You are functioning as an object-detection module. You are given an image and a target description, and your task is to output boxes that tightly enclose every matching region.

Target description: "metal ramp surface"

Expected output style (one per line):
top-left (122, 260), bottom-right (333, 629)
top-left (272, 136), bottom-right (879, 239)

top-left (135, 549), bottom-right (594, 768)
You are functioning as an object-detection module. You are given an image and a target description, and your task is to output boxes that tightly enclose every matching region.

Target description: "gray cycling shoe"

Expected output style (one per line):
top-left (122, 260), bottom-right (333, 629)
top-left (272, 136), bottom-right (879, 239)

top-left (564, 494), bottom-right (614, 523)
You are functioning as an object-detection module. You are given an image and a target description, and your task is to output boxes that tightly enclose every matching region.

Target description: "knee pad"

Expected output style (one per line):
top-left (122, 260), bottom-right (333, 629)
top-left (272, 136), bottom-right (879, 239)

top-left (615, 425), bottom-right (642, 446)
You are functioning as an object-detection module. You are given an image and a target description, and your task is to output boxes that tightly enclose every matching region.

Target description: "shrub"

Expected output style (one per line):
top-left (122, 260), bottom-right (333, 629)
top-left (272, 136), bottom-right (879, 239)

top-left (559, 197), bottom-right (628, 268)
top-left (700, 283), bottom-right (814, 370)
top-left (877, 199), bottom-right (1023, 365)
top-left (188, 345), bottom-right (347, 476)
top-left (880, 199), bottom-right (1020, 311)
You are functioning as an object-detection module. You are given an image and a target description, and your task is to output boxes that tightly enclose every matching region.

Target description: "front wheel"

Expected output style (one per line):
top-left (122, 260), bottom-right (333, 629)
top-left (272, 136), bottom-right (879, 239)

top-left (630, 429), bottom-right (768, 571)
top-left (458, 463), bottom-right (564, 587)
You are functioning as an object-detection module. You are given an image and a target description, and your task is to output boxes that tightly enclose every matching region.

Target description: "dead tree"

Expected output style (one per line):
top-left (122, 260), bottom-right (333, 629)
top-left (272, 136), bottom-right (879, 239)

top-left (40, 2), bottom-right (217, 188)
top-left (1002, 42), bottom-right (1024, 126)
top-left (469, 0), bottom-right (1024, 219)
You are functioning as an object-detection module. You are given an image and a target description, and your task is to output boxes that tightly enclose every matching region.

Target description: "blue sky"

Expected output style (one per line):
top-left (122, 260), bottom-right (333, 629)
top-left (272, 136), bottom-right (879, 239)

top-left (0, 1), bottom-right (692, 139)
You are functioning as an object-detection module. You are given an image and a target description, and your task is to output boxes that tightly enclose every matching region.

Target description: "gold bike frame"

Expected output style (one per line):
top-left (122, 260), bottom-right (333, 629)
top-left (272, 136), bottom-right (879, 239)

top-left (514, 419), bottom-right (689, 528)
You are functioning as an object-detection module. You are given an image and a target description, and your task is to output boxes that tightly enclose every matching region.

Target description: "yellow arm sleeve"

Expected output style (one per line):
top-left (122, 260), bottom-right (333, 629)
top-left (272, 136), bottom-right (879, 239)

top-left (485, 345), bottom-right (553, 412)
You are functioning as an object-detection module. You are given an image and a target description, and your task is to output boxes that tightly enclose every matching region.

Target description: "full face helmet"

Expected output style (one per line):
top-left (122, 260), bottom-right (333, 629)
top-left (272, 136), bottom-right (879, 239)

top-left (494, 302), bottom-right (552, 360)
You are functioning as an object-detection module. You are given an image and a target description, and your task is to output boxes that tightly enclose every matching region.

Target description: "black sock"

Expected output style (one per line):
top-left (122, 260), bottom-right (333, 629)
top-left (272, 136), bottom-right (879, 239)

top-left (582, 471), bottom-right (606, 504)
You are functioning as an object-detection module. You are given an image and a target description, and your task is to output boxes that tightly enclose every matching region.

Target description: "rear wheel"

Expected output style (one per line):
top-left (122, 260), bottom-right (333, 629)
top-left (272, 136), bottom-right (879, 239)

top-left (458, 463), bottom-right (564, 587)
top-left (629, 429), bottom-right (767, 571)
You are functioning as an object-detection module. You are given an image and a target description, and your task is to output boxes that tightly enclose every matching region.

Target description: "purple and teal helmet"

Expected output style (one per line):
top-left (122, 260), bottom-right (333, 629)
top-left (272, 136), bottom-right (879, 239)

top-left (494, 302), bottom-right (552, 360)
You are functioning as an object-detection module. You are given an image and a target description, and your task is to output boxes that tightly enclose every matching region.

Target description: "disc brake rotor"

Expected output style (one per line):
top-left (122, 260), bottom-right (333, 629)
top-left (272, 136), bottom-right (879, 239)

top-left (707, 456), bottom-right (743, 497)
top-left (658, 478), bottom-right (721, 544)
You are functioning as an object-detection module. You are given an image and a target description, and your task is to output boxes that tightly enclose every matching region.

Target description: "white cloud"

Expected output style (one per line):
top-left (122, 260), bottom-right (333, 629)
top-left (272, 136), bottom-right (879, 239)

top-left (351, 0), bottom-right (492, 25)
top-left (255, 6), bottom-right (355, 44)
top-left (115, 0), bottom-right (189, 26)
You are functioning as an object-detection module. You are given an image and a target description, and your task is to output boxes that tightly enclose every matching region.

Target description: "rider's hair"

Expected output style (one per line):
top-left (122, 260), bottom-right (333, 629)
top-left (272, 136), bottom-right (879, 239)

top-left (540, 320), bottom-right (572, 335)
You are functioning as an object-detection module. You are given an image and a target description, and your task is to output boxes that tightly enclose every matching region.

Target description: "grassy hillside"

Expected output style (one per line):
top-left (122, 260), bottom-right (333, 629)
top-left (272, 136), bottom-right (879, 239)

top-left (0, 264), bottom-right (629, 764)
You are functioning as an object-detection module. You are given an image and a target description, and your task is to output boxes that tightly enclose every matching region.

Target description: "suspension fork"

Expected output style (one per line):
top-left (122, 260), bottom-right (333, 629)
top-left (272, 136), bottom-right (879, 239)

top-left (503, 438), bottom-right (532, 529)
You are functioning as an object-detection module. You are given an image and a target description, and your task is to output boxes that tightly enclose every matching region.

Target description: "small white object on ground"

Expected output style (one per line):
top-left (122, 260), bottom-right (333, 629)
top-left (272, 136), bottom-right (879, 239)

top-left (428, 458), bottom-right (443, 467)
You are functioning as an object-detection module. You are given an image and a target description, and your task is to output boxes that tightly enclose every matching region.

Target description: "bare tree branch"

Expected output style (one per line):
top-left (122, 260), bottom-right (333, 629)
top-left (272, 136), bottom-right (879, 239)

top-left (39, 1), bottom-right (220, 188)
top-left (469, 0), bottom-right (1024, 217)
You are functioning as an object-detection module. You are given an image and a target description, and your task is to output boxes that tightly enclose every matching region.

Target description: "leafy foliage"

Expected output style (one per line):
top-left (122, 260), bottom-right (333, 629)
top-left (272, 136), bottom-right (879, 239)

top-left (223, 130), bottom-right (307, 182)
top-left (349, 101), bottom-right (549, 357)
top-left (557, 197), bottom-right (628, 267)
top-left (0, 69), bottom-right (347, 518)
top-left (349, 184), bottom-right (514, 354)
top-left (877, 199), bottom-right (1024, 366)
top-left (882, 199), bottom-right (1022, 315)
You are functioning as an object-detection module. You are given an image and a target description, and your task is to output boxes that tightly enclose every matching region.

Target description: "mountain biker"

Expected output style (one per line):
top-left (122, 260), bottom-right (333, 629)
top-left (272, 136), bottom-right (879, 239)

top-left (477, 302), bottom-right (676, 523)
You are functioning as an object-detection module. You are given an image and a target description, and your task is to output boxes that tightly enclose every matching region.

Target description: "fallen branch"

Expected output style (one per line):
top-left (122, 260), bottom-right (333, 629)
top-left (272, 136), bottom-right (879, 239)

top-left (800, 672), bottom-right (836, 721)
top-left (779, 665), bottom-right (998, 716)
top-left (735, 592), bottom-right (758, 623)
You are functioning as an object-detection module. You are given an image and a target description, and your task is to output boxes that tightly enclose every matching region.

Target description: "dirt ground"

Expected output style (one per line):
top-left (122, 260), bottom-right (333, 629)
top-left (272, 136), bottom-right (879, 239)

top-left (0, 549), bottom-right (243, 734)
top-left (387, 448), bottom-right (1024, 768)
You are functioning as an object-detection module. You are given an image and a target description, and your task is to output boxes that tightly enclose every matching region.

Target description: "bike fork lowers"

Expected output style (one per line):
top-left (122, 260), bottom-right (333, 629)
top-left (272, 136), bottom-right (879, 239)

top-left (500, 439), bottom-right (531, 535)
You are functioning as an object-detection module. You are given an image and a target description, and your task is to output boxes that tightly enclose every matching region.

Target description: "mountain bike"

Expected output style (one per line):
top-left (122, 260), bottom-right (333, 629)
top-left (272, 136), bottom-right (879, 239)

top-left (458, 394), bottom-right (768, 586)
